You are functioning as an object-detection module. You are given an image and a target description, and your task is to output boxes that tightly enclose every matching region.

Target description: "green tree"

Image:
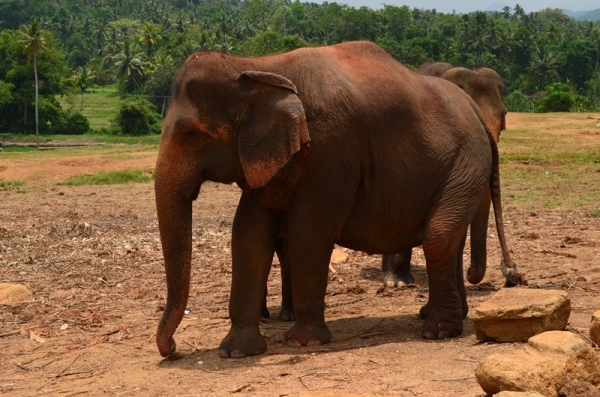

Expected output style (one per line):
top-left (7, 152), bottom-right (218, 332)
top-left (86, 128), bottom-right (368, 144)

top-left (528, 44), bottom-right (560, 91)
top-left (138, 21), bottom-right (162, 58)
top-left (113, 39), bottom-right (145, 92)
top-left (18, 19), bottom-right (49, 148)
top-left (73, 65), bottom-right (95, 111)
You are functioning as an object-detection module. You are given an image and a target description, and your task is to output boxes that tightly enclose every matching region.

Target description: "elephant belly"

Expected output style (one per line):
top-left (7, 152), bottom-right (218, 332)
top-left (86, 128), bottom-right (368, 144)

top-left (337, 210), bottom-right (424, 255)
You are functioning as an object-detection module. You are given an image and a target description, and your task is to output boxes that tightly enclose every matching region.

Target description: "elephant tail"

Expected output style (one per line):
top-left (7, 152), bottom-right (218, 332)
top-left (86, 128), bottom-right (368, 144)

top-left (487, 125), bottom-right (525, 287)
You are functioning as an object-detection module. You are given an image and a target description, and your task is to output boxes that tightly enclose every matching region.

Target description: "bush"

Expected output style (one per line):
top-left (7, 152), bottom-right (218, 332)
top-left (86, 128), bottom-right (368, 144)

top-left (113, 96), bottom-right (160, 135)
top-left (505, 89), bottom-right (534, 112)
top-left (536, 82), bottom-right (594, 112)
top-left (62, 112), bottom-right (90, 135)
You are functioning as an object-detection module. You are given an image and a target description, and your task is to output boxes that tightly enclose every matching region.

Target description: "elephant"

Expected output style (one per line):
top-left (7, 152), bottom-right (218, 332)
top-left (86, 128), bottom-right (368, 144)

top-left (154, 41), bottom-right (522, 359)
top-left (417, 61), bottom-right (454, 77)
top-left (380, 63), bottom-right (512, 290)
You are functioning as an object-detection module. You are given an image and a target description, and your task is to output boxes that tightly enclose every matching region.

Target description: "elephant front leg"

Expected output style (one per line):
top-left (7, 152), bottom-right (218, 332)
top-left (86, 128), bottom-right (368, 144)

top-left (381, 250), bottom-right (414, 288)
top-left (275, 239), bottom-right (296, 321)
top-left (282, 231), bottom-right (332, 347)
top-left (219, 194), bottom-right (281, 358)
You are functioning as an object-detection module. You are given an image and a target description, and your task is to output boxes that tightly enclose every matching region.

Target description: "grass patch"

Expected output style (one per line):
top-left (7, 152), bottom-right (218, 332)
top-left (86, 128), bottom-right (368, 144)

top-left (588, 209), bottom-right (600, 217)
top-left (0, 180), bottom-right (25, 191)
top-left (500, 113), bottom-right (600, 211)
top-left (0, 133), bottom-right (160, 145)
top-left (2, 146), bottom-right (38, 152)
top-left (58, 168), bottom-right (155, 186)
top-left (60, 85), bottom-right (121, 130)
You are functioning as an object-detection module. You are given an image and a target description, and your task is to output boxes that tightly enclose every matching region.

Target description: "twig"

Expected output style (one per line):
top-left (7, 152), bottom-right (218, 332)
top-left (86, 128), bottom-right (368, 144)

top-left (0, 324), bottom-right (40, 338)
top-left (56, 371), bottom-right (91, 379)
top-left (336, 318), bottom-right (385, 343)
top-left (14, 363), bottom-right (30, 371)
top-left (63, 390), bottom-right (94, 397)
top-left (55, 354), bottom-right (81, 378)
top-left (230, 383), bottom-right (253, 393)
top-left (567, 324), bottom-right (595, 347)
top-left (432, 376), bottom-right (474, 382)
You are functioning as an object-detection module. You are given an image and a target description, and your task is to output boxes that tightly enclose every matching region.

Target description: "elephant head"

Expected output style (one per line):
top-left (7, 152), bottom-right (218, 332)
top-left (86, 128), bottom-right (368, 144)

top-left (439, 67), bottom-right (507, 143)
top-left (417, 61), bottom-right (454, 77)
top-left (154, 57), bottom-right (310, 357)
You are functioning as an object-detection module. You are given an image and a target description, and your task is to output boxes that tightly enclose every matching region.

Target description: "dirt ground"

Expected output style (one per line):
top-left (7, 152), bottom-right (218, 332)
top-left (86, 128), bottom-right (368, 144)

top-left (1, 113), bottom-right (599, 397)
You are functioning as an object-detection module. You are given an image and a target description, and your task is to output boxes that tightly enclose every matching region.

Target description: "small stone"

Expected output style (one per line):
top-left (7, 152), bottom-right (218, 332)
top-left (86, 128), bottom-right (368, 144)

top-left (0, 283), bottom-right (33, 305)
top-left (330, 248), bottom-right (348, 264)
top-left (470, 288), bottom-right (571, 342)
top-left (590, 310), bottom-right (600, 346)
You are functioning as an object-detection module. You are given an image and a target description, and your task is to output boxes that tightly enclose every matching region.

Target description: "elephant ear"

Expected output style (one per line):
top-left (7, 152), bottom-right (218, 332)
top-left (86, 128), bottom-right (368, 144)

top-left (238, 71), bottom-right (310, 189)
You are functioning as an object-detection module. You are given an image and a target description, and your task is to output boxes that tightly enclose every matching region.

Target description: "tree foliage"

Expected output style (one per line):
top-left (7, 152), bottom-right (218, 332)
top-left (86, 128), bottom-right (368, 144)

top-left (0, 0), bottom-right (600, 136)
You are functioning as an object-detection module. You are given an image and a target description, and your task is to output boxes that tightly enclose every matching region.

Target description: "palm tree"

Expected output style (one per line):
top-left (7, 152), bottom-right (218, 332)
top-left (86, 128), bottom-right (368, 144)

top-left (528, 44), bottom-right (560, 92)
top-left (139, 22), bottom-right (162, 58)
top-left (18, 19), bottom-right (48, 149)
top-left (113, 40), bottom-right (145, 91)
top-left (74, 65), bottom-right (96, 111)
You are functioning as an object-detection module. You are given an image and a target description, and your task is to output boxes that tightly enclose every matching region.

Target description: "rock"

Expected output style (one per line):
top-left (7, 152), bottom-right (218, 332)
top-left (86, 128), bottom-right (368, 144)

top-left (494, 392), bottom-right (545, 397)
top-left (330, 247), bottom-right (349, 264)
top-left (589, 310), bottom-right (600, 346)
top-left (0, 283), bottom-right (33, 305)
top-left (557, 377), bottom-right (600, 397)
top-left (470, 288), bottom-right (571, 342)
top-left (475, 331), bottom-right (600, 397)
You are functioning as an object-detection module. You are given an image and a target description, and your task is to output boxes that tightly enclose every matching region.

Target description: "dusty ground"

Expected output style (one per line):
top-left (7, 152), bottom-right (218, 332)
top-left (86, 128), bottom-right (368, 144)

top-left (1, 113), bottom-right (599, 397)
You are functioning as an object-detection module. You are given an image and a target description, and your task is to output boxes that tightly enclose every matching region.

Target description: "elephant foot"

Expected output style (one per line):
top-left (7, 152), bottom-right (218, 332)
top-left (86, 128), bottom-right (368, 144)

top-left (278, 305), bottom-right (297, 322)
top-left (466, 265), bottom-right (485, 285)
top-left (383, 271), bottom-right (415, 288)
top-left (382, 254), bottom-right (414, 288)
top-left (421, 309), bottom-right (464, 340)
top-left (218, 324), bottom-right (267, 358)
top-left (284, 323), bottom-right (331, 347)
top-left (420, 300), bottom-right (468, 320)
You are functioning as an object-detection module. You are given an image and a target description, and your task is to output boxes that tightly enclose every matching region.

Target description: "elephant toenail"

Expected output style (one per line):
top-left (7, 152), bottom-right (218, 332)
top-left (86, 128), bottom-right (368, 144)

top-left (423, 331), bottom-right (435, 340)
top-left (286, 339), bottom-right (302, 347)
top-left (230, 350), bottom-right (246, 358)
top-left (306, 339), bottom-right (322, 347)
top-left (438, 331), bottom-right (450, 339)
top-left (218, 349), bottom-right (230, 358)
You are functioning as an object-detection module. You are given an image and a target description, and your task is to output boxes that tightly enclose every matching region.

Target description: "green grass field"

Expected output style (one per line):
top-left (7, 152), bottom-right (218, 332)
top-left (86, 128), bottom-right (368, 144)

top-left (64, 85), bottom-right (121, 130)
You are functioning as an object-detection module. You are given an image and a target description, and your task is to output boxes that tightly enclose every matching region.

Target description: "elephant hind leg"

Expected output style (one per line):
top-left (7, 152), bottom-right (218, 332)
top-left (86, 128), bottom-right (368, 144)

top-left (282, 231), bottom-right (332, 347)
top-left (420, 226), bottom-right (469, 340)
top-left (382, 250), bottom-right (415, 288)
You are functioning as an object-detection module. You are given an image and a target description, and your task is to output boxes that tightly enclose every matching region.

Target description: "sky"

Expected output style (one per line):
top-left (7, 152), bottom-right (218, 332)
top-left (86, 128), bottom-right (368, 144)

top-left (330, 1), bottom-right (599, 15)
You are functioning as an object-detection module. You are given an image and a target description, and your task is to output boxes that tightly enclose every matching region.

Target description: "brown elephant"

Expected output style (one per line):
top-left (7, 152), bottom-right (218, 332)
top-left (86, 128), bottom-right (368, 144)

top-left (417, 61), bottom-right (454, 77)
top-left (380, 63), bottom-right (511, 290)
top-left (154, 41), bottom-right (521, 359)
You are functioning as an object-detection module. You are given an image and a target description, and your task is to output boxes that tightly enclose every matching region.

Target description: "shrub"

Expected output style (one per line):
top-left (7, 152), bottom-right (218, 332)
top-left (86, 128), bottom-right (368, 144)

top-left (113, 97), bottom-right (160, 135)
top-left (536, 82), bottom-right (594, 112)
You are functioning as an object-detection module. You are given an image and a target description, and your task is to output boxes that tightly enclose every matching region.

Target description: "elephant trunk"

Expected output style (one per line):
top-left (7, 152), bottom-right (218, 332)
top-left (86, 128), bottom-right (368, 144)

top-left (154, 157), bottom-right (198, 357)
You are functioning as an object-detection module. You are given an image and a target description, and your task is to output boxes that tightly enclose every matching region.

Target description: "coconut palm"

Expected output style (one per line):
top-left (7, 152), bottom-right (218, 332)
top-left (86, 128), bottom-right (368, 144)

top-left (113, 39), bottom-right (145, 91)
top-left (18, 19), bottom-right (49, 149)
top-left (74, 65), bottom-right (96, 111)
top-left (528, 44), bottom-right (560, 92)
